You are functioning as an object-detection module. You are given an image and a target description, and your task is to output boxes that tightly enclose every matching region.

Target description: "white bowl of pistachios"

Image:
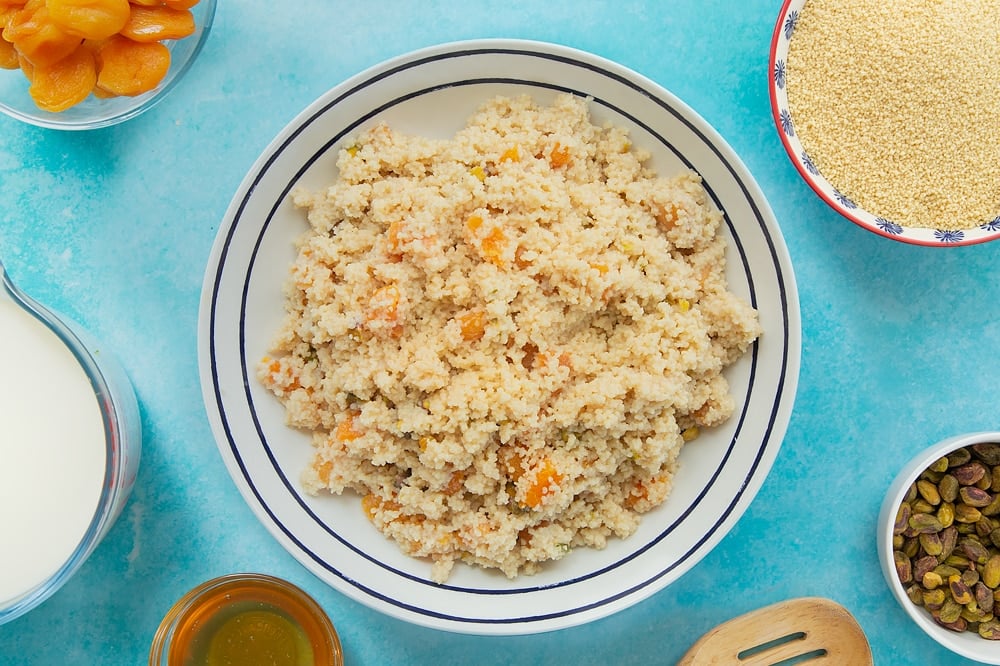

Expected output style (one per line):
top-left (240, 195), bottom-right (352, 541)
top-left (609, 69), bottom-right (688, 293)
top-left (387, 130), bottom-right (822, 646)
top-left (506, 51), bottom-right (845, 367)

top-left (878, 431), bottom-right (1000, 664)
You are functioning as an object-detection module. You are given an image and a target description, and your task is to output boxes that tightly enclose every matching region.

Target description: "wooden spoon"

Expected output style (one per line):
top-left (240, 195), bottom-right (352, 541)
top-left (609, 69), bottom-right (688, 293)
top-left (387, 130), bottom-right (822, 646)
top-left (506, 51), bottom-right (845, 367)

top-left (677, 597), bottom-right (873, 665)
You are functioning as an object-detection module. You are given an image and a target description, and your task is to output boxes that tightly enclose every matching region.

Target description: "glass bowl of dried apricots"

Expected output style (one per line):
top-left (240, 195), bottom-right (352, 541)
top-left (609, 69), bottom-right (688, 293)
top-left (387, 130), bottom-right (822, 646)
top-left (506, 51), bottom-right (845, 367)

top-left (0, 0), bottom-right (215, 130)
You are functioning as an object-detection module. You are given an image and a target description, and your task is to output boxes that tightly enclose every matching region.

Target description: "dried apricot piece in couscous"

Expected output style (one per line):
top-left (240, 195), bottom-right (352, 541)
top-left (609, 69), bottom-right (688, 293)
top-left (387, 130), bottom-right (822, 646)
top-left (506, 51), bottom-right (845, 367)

top-left (588, 261), bottom-right (608, 275)
top-left (364, 283), bottom-right (404, 337)
top-left (27, 40), bottom-right (94, 111)
top-left (366, 284), bottom-right (400, 321)
top-left (654, 202), bottom-right (679, 229)
top-left (532, 350), bottom-right (572, 372)
top-left (549, 141), bottom-right (570, 168)
top-left (443, 470), bottom-right (465, 495)
top-left (465, 214), bottom-right (510, 267)
top-left (385, 220), bottom-right (403, 257)
top-left (480, 227), bottom-right (507, 267)
top-left (624, 473), bottom-right (672, 512)
top-left (94, 33), bottom-right (169, 96)
top-left (500, 446), bottom-right (526, 483)
top-left (335, 411), bottom-right (364, 442)
top-left (523, 458), bottom-right (562, 509)
top-left (456, 309), bottom-right (486, 341)
top-left (47, 0), bottom-right (131, 40)
top-left (361, 492), bottom-right (381, 520)
top-left (498, 145), bottom-right (520, 163)
top-left (119, 3), bottom-right (193, 42)
top-left (257, 356), bottom-right (303, 395)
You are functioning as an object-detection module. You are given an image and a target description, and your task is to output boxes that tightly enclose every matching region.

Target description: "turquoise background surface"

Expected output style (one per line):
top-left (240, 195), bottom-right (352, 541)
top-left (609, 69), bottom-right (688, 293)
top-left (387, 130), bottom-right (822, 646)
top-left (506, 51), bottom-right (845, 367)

top-left (2, 1), bottom-right (999, 664)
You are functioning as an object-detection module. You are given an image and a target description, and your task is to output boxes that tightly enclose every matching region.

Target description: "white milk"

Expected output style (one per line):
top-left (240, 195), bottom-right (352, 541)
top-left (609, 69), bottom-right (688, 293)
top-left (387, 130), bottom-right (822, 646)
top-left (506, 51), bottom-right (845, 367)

top-left (0, 296), bottom-right (107, 605)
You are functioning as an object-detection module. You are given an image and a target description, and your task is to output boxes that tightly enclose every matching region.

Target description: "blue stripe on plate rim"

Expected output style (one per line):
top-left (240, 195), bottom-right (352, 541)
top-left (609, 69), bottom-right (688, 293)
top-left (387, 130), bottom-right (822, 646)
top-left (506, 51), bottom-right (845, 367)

top-left (206, 44), bottom-right (795, 627)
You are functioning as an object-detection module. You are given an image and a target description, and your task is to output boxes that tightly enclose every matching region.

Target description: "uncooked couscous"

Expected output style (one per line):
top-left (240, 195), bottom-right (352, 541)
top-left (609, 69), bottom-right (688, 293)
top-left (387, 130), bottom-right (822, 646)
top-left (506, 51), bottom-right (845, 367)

top-left (258, 94), bottom-right (761, 582)
top-left (786, 0), bottom-right (1000, 230)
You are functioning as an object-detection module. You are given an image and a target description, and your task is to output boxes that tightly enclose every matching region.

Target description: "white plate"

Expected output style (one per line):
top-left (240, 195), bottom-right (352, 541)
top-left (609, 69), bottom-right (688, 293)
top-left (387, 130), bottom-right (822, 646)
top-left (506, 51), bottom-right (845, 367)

top-left (198, 39), bottom-right (801, 635)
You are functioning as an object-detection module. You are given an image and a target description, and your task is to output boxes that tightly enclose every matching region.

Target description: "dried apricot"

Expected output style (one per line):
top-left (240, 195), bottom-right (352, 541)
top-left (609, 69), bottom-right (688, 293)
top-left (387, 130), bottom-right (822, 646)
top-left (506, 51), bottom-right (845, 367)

top-left (335, 411), bottom-right (363, 442)
top-left (119, 4), bottom-right (193, 42)
top-left (366, 284), bottom-right (401, 323)
top-left (1, 0), bottom-right (201, 111)
top-left (523, 458), bottom-right (562, 509)
top-left (16, 52), bottom-right (32, 79)
top-left (456, 310), bottom-right (486, 341)
top-left (47, 0), bottom-right (131, 40)
top-left (28, 44), bottom-right (95, 112)
top-left (1, 4), bottom-right (23, 27)
top-left (95, 33), bottom-right (168, 96)
top-left (0, 33), bottom-right (17, 68)
top-left (4, 2), bottom-right (82, 68)
top-left (0, 0), bottom-right (26, 42)
top-left (480, 226), bottom-right (507, 267)
top-left (549, 141), bottom-right (571, 168)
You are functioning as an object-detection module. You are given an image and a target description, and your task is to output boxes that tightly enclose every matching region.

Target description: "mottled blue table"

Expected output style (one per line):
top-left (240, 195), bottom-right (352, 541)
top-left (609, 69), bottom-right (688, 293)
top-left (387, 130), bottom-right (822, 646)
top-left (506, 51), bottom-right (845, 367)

top-left (2, 2), bottom-right (998, 664)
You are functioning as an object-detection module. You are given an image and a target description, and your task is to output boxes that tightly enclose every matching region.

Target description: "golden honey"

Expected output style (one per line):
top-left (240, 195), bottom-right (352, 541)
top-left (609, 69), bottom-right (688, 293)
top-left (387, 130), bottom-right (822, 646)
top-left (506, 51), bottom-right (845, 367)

top-left (149, 574), bottom-right (343, 666)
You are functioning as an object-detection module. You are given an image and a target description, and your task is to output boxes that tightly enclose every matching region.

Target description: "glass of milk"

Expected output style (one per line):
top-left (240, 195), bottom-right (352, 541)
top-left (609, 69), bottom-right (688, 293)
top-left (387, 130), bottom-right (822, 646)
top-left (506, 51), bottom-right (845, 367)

top-left (0, 260), bottom-right (141, 625)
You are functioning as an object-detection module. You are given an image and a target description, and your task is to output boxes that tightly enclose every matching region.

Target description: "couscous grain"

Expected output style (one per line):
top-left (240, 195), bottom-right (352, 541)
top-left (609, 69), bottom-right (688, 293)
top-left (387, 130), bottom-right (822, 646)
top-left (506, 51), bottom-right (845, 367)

top-left (258, 94), bottom-right (760, 582)
top-left (786, 0), bottom-right (1000, 230)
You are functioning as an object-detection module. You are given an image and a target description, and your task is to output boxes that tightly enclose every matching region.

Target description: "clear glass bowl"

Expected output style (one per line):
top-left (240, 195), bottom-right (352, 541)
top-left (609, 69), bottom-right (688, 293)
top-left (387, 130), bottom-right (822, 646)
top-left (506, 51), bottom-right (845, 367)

top-left (0, 261), bottom-right (142, 625)
top-left (149, 573), bottom-right (344, 666)
top-left (0, 0), bottom-right (216, 130)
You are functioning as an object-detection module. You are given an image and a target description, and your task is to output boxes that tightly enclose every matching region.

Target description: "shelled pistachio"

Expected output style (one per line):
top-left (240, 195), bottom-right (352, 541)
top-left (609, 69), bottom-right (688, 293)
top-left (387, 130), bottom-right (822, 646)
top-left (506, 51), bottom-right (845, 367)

top-left (892, 443), bottom-right (1000, 639)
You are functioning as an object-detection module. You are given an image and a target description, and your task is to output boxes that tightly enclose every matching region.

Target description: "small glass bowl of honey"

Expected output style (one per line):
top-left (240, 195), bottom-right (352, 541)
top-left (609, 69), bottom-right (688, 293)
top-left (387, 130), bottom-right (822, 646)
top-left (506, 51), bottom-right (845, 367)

top-left (149, 573), bottom-right (344, 666)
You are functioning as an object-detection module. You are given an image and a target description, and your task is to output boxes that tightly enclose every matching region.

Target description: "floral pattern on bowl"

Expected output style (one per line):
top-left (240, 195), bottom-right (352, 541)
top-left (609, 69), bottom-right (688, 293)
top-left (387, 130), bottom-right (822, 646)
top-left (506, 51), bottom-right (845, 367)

top-left (768, 0), bottom-right (1000, 247)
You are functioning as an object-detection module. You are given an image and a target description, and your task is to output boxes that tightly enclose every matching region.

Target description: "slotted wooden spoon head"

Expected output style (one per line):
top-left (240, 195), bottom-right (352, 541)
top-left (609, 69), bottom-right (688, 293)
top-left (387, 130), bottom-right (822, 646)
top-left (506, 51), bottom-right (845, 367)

top-left (677, 597), bottom-right (872, 665)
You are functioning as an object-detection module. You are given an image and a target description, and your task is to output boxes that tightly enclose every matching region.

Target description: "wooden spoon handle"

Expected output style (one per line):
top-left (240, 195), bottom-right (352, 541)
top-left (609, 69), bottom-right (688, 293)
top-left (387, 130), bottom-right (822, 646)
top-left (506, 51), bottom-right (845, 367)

top-left (677, 597), bottom-right (872, 665)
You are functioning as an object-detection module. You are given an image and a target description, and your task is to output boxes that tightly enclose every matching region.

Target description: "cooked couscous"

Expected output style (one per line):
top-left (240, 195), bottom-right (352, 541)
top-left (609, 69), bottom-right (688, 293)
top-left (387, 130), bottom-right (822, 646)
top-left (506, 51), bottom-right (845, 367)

top-left (258, 94), bottom-right (760, 582)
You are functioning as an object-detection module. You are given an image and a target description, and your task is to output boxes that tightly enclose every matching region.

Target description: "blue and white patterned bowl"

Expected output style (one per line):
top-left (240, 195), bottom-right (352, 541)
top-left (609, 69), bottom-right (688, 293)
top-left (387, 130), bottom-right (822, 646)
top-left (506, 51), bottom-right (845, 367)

top-left (768, 0), bottom-right (1000, 247)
